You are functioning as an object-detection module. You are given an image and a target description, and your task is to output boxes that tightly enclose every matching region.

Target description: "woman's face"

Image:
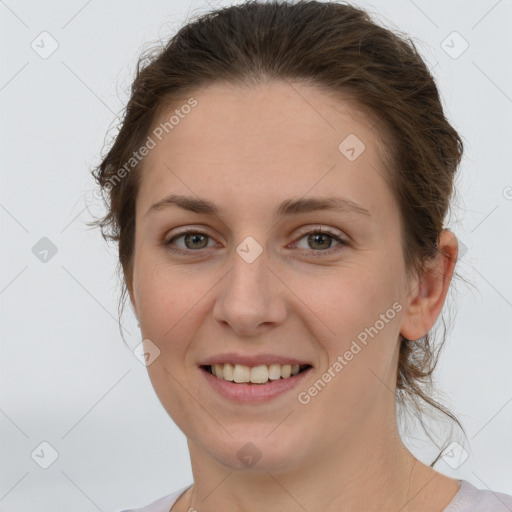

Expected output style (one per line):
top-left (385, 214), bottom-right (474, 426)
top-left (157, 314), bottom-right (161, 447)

top-left (129, 81), bottom-right (419, 471)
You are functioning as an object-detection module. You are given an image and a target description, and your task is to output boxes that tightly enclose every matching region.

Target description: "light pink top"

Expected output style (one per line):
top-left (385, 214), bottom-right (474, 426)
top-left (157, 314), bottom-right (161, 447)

top-left (118, 480), bottom-right (512, 512)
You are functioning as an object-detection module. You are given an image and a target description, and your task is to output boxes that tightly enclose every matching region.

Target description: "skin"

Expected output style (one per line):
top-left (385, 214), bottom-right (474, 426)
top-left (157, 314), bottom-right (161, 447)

top-left (128, 81), bottom-right (461, 512)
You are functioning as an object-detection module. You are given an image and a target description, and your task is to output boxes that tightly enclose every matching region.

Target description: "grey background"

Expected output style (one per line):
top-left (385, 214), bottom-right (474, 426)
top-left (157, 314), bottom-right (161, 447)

top-left (1, 0), bottom-right (511, 510)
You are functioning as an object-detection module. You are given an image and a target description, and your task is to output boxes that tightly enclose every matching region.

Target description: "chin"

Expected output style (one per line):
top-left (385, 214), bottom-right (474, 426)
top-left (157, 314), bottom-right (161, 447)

top-left (203, 430), bottom-right (306, 472)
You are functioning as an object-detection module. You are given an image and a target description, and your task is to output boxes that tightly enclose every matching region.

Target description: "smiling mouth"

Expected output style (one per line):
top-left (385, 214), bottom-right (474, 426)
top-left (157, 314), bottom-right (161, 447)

top-left (201, 363), bottom-right (312, 385)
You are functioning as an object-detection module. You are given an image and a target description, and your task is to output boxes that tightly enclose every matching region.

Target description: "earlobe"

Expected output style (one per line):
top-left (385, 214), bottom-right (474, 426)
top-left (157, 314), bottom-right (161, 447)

top-left (399, 271), bottom-right (435, 341)
top-left (399, 230), bottom-right (458, 341)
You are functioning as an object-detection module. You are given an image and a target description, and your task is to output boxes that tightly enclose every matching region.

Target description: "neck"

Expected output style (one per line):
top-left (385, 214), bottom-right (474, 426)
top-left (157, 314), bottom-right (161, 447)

top-left (183, 402), bottom-right (442, 512)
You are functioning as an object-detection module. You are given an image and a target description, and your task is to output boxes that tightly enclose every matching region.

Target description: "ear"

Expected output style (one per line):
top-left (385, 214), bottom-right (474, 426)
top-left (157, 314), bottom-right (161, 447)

top-left (400, 229), bottom-right (458, 341)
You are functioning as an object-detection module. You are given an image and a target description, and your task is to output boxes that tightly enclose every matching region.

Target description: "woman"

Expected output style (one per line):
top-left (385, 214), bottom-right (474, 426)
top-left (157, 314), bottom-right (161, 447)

top-left (91, 1), bottom-right (512, 511)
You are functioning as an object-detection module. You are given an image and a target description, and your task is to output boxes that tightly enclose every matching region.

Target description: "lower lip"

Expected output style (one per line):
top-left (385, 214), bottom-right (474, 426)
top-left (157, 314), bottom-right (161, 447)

top-left (200, 366), bottom-right (312, 403)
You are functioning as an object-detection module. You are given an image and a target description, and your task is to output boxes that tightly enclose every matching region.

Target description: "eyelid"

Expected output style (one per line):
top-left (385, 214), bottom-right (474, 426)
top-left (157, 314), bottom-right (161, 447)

top-left (292, 225), bottom-right (346, 241)
top-left (163, 225), bottom-right (348, 255)
top-left (164, 226), bottom-right (219, 250)
top-left (289, 226), bottom-right (347, 252)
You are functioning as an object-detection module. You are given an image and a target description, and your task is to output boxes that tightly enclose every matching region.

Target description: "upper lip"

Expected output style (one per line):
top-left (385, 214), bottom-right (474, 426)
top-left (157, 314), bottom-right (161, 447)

top-left (199, 353), bottom-right (312, 367)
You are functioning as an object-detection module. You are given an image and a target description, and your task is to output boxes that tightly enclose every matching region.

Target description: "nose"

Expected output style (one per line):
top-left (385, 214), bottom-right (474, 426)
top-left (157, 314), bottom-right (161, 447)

top-left (212, 243), bottom-right (287, 336)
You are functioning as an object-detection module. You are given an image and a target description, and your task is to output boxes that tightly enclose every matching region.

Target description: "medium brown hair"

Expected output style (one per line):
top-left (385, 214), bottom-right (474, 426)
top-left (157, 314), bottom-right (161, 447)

top-left (90, 0), bottom-right (468, 465)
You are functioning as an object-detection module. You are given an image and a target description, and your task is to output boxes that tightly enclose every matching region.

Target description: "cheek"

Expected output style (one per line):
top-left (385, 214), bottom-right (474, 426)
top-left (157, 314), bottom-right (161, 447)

top-left (133, 258), bottom-right (203, 347)
top-left (298, 263), bottom-right (402, 368)
top-left (134, 262), bottom-right (205, 411)
top-left (297, 267), bottom-right (385, 335)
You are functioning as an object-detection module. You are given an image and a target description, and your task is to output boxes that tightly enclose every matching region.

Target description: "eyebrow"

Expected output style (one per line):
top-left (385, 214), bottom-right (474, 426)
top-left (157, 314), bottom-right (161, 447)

top-left (145, 194), bottom-right (371, 218)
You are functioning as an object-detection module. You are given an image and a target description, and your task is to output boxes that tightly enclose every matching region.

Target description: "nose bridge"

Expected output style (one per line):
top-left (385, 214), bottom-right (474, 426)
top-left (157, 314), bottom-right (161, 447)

top-left (227, 235), bottom-right (271, 302)
top-left (213, 235), bottom-right (285, 332)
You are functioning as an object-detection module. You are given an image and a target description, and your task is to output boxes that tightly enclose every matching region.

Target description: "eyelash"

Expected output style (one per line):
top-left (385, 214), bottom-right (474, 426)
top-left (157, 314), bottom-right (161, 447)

top-left (163, 227), bottom-right (348, 256)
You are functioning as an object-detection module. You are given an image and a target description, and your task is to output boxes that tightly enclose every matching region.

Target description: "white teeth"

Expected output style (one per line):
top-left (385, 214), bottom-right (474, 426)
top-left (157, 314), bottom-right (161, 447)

top-left (250, 365), bottom-right (269, 384)
top-left (281, 364), bottom-right (291, 378)
top-left (209, 363), bottom-right (307, 384)
top-left (233, 364), bottom-right (251, 383)
top-left (213, 363), bottom-right (224, 378)
top-left (268, 364), bottom-right (282, 380)
top-left (220, 363), bottom-right (234, 381)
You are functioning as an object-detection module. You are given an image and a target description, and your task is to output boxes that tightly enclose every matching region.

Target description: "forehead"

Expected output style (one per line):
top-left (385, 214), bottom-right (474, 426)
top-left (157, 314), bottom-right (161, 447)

top-left (138, 81), bottom-right (393, 220)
